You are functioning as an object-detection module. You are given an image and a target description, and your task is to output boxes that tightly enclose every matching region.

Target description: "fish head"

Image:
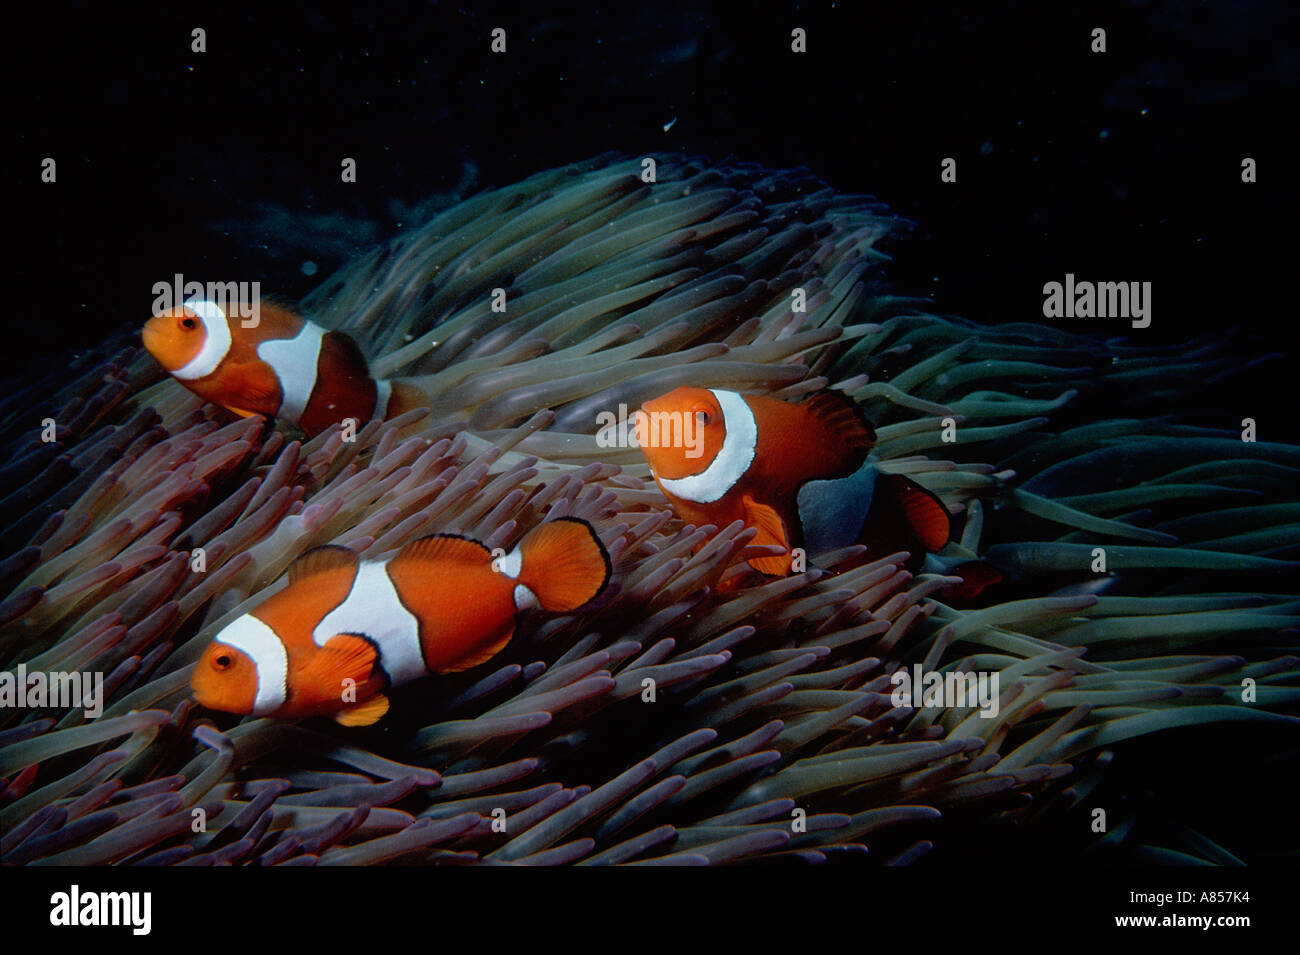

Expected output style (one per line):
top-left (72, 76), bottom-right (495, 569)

top-left (636, 386), bottom-right (728, 480)
top-left (192, 641), bottom-right (258, 715)
top-left (190, 614), bottom-right (281, 716)
top-left (142, 300), bottom-right (229, 378)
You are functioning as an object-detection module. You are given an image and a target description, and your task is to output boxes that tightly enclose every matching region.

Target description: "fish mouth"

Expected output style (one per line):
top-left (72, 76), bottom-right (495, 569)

top-left (141, 317), bottom-right (167, 361)
top-left (188, 671), bottom-right (214, 708)
top-left (635, 399), bottom-right (709, 480)
top-left (188, 669), bottom-right (230, 713)
top-left (633, 401), bottom-right (662, 453)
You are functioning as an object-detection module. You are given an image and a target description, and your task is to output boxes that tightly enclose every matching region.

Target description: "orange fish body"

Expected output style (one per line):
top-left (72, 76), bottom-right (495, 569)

top-left (191, 518), bottom-right (611, 725)
top-left (637, 387), bottom-right (952, 577)
top-left (143, 299), bottom-right (424, 436)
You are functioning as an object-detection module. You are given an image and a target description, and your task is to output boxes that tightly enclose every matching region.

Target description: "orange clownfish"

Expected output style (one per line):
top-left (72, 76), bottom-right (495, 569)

top-left (143, 299), bottom-right (424, 436)
top-left (191, 518), bottom-right (611, 725)
top-left (636, 387), bottom-right (963, 580)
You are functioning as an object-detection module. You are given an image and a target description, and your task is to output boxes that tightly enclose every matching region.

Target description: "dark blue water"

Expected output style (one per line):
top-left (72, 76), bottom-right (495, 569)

top-left (19, 2), bottom-right (1297, 359)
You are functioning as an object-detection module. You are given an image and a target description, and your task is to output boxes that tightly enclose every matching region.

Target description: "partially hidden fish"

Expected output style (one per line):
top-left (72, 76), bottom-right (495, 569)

top-left (636, 387), bottom-right (1000, 598)
top-left (191, 518), bottom-right (611, 725)
top-left (143, 298), bottom-right (426, 436)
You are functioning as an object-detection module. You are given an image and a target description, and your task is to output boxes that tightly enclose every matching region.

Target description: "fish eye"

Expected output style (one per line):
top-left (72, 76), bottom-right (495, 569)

top-left (213, 652), bottom-right (233, 670)
top-left (180, 316), bottom-right (198, 330)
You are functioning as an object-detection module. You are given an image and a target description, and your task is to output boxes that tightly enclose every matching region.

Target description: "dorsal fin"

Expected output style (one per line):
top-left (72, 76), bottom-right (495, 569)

top-left (801, 390), bottom-right (876, 454)
top-left (288, 545), bottom-right (360, 584)
top-left (391, 533), bottom-right (492, 571)
top-left (255, 292), bottom-right (300, 312)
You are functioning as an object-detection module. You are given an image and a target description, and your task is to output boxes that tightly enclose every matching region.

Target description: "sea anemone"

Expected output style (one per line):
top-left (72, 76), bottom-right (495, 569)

top-left (2, 154), bottom-right (1296, 866)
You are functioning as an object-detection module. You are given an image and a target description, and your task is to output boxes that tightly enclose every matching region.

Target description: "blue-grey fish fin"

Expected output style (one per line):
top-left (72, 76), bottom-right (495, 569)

top-left (795, 459), bottom-right (879, 557)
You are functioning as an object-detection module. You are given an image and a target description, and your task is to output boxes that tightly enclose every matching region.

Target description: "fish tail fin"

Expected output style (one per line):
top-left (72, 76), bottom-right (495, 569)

top-left (941, 560), bottom-right (1005, 604)
top-left (517, 518), bottom-right (611, 612)
top-left (879, 474), bottom-right (951, 553)
top-left (856, 473), bottom-right (951, 570)
top-left (384, 380), bottom-right (432, 419)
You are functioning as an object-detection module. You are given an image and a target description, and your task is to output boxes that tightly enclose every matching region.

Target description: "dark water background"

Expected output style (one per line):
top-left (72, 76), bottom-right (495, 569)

top-left (15, 1), bottom-right (1300, 863)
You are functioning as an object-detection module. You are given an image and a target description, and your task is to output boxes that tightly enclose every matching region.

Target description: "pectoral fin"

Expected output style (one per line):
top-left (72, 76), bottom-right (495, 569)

top-left (742, 495), bottom-right (792, 575)
top-left (306, 633), bottom-right (378, 692)
top-left (224, 362), bottom-right (282, 416)
top-left (223, 405), bottom-right (264, 419)
top-left (335, 693), bottom-right (389, 727)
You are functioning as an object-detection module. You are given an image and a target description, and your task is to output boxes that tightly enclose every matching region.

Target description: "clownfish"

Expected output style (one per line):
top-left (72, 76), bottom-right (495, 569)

top-left (636, 387), bottom-right (998, 597)
top-left (143, 299), bottom-right (425, 437)
top-left (191, 518), bottom-right (611, 725)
